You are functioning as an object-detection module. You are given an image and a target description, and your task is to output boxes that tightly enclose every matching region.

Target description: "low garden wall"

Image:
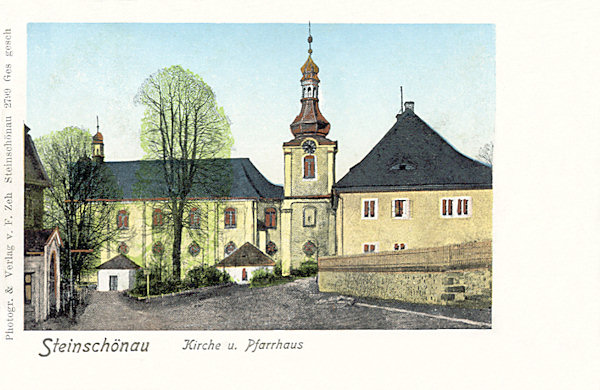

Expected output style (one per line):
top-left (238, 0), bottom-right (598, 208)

top-left (318, 241), bottom-right (492, 305)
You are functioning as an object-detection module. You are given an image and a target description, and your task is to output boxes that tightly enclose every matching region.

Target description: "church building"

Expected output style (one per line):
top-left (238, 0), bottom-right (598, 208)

top-left (90, 30), bottom-right (491, 281)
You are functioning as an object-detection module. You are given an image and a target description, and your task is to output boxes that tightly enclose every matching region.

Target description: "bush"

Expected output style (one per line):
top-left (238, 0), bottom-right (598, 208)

top-left (274, 261), bottom-right (282, 277)
top-left (249, 268), bottom-right (278, 287)
top-left (183, 265), bottom-right (231, 289)
top-left (291, 260), bottom-right (318, 277)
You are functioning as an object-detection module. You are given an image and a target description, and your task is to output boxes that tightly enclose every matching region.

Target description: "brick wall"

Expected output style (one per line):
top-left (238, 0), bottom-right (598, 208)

top-left (318, 241), bottom-right (491, 305)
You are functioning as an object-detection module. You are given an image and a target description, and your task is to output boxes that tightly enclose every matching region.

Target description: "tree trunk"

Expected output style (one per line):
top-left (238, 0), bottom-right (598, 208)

top-left (172, 203), bottom-right (184, 280)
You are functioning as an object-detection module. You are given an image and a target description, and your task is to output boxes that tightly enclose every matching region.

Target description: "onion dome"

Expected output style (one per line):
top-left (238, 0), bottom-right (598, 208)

top-left (290, 26), bottom-right (330, 137)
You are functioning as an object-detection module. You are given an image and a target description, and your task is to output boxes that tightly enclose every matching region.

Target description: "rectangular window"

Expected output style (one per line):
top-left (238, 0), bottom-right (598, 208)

top-left (190, 208), bottom-right (201, 228)
top-left (363, 243), bottom-right (378, 253)
top-left (303, 156), bottom-right (315, 179)
top-left (362, 199), bottom-right (378, 219)
top-left (265, 208), bottom-right (277, 228)
top-left (392, 199), bottom-right (410, 219)
top-left (24, 273), bottom-right (33, 304)
top-left (224, 208), bottom-right (236, 229)
top-left (441, 197), bottom-right (472, 218)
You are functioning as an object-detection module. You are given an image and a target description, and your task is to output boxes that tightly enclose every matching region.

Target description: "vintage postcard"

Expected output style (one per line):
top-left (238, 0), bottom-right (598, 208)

top-left (1, 2), bottom-right (598, 389)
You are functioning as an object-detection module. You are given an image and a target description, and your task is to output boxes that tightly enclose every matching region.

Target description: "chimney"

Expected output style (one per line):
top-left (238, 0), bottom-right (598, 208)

top-left (404, 101), bottom-right (414, 111)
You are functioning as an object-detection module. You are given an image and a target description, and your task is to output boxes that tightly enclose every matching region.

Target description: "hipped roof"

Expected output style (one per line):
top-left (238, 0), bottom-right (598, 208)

top-left (215, 242), bottom-right (275, 267)
top-left (101, 158), bottom-right (283, 200)
top-left (97, 254), bottom-right (140, 270)
top-left (335, 110), bottom-right (492, 192)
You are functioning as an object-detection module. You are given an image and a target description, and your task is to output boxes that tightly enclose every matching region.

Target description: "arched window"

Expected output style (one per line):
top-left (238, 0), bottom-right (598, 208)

top-left (224, 208), bottom-right (236, 229)
top-left (303, 155), bottom-right (315, 179)
top-left (117, 210), bottom-right (129, 229)
top-left (152, 208), bottom-right (164, 227)
top-left (189, 207), bottom-right (201, 228)
top-left (265, 208), bottom-right (277, 228)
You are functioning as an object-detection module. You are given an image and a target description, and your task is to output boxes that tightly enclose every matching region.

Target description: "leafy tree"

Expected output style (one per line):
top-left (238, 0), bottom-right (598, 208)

top-left (478, 142), bottom-right (493, 166)
top-left (135, 65), bottom-right (233, 280)
top-left (35, 127), bottom-right (122, 312)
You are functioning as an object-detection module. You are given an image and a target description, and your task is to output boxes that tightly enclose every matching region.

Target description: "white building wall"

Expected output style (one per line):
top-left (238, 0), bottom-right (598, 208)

top-left (97, 269), bottom-right (137, 291)
top-left (223, 265), bottom-right (274, 284)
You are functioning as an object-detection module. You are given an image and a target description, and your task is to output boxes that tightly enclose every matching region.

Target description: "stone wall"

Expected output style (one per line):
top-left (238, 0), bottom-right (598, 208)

top-left (318, 241), bottom-right (491, 305)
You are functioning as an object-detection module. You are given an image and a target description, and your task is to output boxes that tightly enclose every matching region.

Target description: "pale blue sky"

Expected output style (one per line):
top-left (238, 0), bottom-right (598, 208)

top-left (27, 23), bottom-right (494, 184)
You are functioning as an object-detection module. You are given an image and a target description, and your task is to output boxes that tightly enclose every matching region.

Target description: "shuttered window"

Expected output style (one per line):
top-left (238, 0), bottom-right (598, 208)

top-left (441, 197), bottom-right (472, 218)
top-left (362, 199), bottom-right (377, 219)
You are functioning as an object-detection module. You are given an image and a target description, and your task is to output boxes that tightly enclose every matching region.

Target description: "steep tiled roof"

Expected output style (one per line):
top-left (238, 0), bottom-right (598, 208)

top-left (24, 125), bottom-right (51, 188)
top-left (97, 254), bottom-right (140, 270)
top-left (24, 229), bottom-right (53, 253)
top-left (101, 158), bottom-right (283, 200)
top-left (215, 242), bottom-right (275, 267)
top-left (335, 109), bottom-right (492, 192)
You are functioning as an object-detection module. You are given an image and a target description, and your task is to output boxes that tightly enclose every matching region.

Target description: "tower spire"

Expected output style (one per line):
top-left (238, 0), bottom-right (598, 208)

top-left (290, 24), bottom-right (330, 137)
top-left (92, 115), bottom-right (104, 163)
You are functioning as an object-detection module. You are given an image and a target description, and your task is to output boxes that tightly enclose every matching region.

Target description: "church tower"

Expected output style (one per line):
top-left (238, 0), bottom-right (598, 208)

top-left (280, 25), bottom-right (337, 274)
top-left (92, 116), bottom-right (105, 163)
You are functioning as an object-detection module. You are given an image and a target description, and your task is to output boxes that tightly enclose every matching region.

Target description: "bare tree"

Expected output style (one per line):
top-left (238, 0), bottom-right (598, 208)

top-left (35, 126), bottom-right (122, 314)
top-left (478, 142), bottom-right (493, 166)
top-left (135, 65), bottom-right (233, 280)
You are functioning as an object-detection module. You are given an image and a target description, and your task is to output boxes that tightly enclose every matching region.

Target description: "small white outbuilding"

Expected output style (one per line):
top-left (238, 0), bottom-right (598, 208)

top-left (97, 254), bottom-right (140, 291)
top-left (216, 242), bottom-right (275, 284)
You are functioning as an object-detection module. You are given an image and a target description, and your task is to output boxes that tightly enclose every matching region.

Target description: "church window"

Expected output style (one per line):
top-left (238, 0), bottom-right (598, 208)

top-left (302, 241), bottom-right (317, 256)
top-left (362, 199), bottom-right (377, 219)
top-left (189, 208), bottom-right (201, 228)
top-left (152, 241), bottom-right (164, 256)
top-left (303, 155), bottom-right (315, 179)
top-left (24, 273), bottom-right (33, 304)
top-left (363, 243), bottom-right (378, 253)
top-left (118, 242), bottom-right (129, 255)
top-left (266, 241), bottom-right (278, 256)
top-left (265, 208), bottom-right (277, 228)
top-left (117, 210), bottom-right (129, 229)
top-left (441, 197), bottom-right (471, 218)
top-left (152, 209), bottom-right (164, 227)
top-left (224, 208), bottom-right (236, 229)
top-left (224, 241), bottom-right (237, 256)
top-left (303, 206), bottom-right (317, 227)
top-left (392, 199), bottom-right (410, 219)
top-left (188, 242), bottom-right (201, 257)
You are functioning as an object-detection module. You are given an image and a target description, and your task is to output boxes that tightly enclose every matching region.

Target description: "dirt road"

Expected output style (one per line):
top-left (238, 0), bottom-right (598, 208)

top-left (70, 278), bottom-right (491, 330)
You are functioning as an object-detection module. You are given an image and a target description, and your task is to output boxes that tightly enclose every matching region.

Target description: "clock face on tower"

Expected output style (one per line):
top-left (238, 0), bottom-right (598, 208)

top-left (302, 140), bottom-right (316, 154)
